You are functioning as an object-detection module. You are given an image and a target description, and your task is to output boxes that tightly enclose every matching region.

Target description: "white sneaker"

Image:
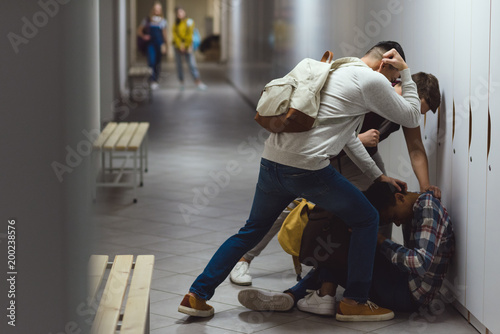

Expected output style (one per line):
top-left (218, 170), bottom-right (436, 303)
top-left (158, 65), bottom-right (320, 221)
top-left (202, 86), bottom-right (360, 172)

top-left (150, 82), bottom-right (159, 90)
top-left (238, 289), bottom-right (294, 311)
top-left (230, 261), bottom-right (252, 286)
top-left (297, 290), bottom-right (336, 316)
top-left (196, 82), bottom-right (207, 91)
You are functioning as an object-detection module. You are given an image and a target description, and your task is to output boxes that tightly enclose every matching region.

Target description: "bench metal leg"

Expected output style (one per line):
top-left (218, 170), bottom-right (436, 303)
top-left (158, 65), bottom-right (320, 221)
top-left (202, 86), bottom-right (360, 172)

top-left (133, 150), bottom-right (138, 203)
top-left (101, 151), bottom-right (106, 182)
top-left (128, 75), bottom-right (134, 102)
top-left (139, 146), bottom-right (144, 187)
top-left (129, 74), bottom-right (152, 103)
top-left (109, 150), bottom-right (113, 174)
top-left (145, 134), bottom-right (149, 173)
top-left (145, 301), bottom-right (150, 334)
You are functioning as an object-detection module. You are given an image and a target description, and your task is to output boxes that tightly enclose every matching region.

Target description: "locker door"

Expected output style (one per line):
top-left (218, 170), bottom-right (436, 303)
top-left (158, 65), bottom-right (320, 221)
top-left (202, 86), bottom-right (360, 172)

top-left (484, 0), bottom-right (500, 332)
top-left (449, 0), bottom-right (471, 307)
top-left (374, 0), bottom-right (416, 187)
top-left (417, 0), bottom-right (441, 190)
top-left (466, 0), bottom-right (490, 322)
top-left (377, 0), bottom-right (419, 190)
top-left (436, 0), bottom-right (455, 212)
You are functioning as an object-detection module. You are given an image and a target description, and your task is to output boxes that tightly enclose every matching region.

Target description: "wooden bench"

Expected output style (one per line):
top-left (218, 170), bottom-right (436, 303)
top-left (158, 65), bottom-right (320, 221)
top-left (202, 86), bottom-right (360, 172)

top-left (88, 255), bottom-right (155, 334)
top-left (93, 122), bottom-right (150, 203)
top-left (128, 66), bottom-right (153, 102)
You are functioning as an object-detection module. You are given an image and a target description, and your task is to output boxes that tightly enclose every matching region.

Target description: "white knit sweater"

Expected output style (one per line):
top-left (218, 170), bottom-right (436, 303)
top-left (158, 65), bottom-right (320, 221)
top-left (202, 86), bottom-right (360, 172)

top-left (262, 59), bottom-right (420, 181)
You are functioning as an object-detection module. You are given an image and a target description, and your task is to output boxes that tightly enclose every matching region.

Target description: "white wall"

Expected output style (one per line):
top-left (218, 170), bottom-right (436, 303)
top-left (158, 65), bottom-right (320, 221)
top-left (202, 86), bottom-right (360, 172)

top-left (119, 0), bottom-right (128, 95)
top-left (100, 0), bottom-right (115, 123)
top-left (0, 0), bottom-right (99, 332)
top-left (225, 0), bottom-right (498, 332)
top-left (484, 1), bottom-right (500, 332)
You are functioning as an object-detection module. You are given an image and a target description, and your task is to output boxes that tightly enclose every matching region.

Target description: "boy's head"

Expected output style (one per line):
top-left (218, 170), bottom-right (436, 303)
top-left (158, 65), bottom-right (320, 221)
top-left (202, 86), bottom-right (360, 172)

top-left (363, 182), bottom-right (414, 226)
top-left (412, 72), bottom-right (441, 114)
top-left (394, 72), bottom-right (441, 115)
top-left (364, 41), bottom-right (406, 83)
top-left (365, 41), bottom-right (406, 62)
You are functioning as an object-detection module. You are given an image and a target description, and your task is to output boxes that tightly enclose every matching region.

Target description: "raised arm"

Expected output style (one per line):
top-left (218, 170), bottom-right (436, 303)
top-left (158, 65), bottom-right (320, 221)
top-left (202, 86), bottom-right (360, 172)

top-left (362, 71), bottom-right (420, 128)
top-left (402, 126), bottom-right (441, 198)
top-left (362, 50), bottom-right (421, 128)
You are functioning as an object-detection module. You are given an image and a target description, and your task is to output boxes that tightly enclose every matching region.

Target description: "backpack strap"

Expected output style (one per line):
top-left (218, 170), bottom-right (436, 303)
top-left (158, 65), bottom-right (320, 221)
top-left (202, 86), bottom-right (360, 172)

top-left (292, 256), bottom-right (302, 281)
top-left (330, 57), bottom-right (367, 71)
top-left (313, 57), bottom-right (369, 128)
top-left (321, 51), bottom-right (334, 63)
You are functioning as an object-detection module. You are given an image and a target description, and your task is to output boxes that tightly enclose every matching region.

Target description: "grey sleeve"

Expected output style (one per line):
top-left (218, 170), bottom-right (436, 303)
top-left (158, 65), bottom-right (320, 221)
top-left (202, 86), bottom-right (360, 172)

top-left (361, 69), bottom-right (421, 128)
top-left (343, 132), bottom-right (383, 182)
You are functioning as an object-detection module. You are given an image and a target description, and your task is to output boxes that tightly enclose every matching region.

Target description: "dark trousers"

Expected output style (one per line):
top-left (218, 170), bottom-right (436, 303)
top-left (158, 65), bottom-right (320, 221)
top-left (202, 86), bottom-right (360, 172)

top-left (286, 251), bottom-right (419, 312)
top-left (146, 43), bottom-right (162, 82)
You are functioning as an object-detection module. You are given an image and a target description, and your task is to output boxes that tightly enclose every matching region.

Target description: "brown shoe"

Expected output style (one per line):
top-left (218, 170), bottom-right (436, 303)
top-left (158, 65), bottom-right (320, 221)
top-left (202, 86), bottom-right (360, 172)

top-left (178, 293), bottom-right (214, 317)
top-left (335, 300), bottom-right (394, 322)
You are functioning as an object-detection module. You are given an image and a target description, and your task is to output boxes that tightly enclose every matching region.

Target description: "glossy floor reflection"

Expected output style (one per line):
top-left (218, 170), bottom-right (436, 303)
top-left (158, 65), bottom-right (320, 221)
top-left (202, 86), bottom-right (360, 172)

top-left (91, 63), bottom-right (478, 334)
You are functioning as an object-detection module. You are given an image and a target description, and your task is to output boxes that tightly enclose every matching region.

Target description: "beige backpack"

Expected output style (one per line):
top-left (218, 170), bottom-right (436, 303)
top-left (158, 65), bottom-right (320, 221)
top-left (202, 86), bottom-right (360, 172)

top-left (255, 52), bottom-right (366, 133)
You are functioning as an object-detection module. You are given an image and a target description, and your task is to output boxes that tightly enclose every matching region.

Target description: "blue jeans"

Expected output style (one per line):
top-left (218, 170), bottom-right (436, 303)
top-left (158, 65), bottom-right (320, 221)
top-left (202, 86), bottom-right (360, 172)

top-left (174, 48), bottom-right (200, 82)
top-left (190, 158), bottom-right (379, 302)
top-left (147, 43), bottom-right (162, 82)
top-left (287, 252), bottom-right (419, 312)
top-left (284, 268), bottom-right (329, 305)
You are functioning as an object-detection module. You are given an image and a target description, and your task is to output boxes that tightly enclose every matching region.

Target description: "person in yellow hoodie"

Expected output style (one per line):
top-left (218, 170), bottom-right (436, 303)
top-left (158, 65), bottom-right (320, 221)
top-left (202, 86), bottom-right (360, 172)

top-left (173, 7), bottom-right (206, 90)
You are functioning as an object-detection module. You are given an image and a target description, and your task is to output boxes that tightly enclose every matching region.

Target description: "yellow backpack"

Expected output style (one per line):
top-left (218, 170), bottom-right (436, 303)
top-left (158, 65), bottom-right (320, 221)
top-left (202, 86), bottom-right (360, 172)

top-left (277, 198), bottom-right (315, 279)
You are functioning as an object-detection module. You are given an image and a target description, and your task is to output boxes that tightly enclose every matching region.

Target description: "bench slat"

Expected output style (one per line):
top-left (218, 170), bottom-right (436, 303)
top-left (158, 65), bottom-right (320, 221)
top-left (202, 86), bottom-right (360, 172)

top-left (116, 122), bottom-right (139, 151)
top-left (88, 255), bottom-right (109, 306)
top-left (128, 67), bottom-right (152, 76)
top-left (128, 123), bottom-right (150, 151)
top-left (103, 123), bottom-right (129, 150)
top-left (93, 123), bottom-right (117, 149)
top-left (120, 255), bottom-right (155, 334)
top-left (91, 255), bottom-right (133, 334)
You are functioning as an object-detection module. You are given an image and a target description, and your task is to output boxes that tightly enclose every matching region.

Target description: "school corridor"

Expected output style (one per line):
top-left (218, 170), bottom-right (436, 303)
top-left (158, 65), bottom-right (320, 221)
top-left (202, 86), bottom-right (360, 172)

top-left (2, 0), bottom-right (500, 333)
top-left (90, 63), bottom-right (477, 333)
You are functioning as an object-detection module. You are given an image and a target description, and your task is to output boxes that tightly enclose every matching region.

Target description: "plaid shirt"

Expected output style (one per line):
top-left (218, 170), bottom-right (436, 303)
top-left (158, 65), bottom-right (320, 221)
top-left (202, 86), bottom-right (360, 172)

top-left (379, 192), bottom-right (455, 305)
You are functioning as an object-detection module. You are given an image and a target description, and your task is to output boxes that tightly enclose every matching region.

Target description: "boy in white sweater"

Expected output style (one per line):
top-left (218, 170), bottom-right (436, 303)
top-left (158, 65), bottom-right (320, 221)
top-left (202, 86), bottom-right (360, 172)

top-left (179, 41), bottom-right (421, 321)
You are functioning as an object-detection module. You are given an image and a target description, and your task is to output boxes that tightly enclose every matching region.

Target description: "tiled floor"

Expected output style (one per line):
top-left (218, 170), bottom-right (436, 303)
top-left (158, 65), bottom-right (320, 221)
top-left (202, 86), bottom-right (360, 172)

top-left (91, 63), bottom-right (479, 333)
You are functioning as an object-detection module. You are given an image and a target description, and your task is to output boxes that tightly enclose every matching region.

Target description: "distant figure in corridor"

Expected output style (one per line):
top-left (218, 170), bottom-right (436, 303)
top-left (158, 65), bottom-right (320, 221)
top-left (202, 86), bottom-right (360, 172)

top-left (172, 7), bottom-right (207, 91)
top-left (137, 1), bottom-right (168, 90)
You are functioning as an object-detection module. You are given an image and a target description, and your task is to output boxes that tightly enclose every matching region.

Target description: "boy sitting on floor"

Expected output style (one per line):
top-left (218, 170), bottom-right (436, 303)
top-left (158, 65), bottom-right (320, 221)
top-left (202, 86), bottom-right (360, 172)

top-left (238, 182), bottom-right (455, 321)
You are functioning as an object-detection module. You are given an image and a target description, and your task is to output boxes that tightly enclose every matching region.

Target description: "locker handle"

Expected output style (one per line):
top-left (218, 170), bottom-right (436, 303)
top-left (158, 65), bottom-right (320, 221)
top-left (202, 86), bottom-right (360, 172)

top-left (452, 100), bottom-right (455, 142)
top-left (487, 109), bottom-right (491, 158)
top-left (468, 103), bottom-right (472, 151)
top-left (437, 105), bottom-right (441, 136)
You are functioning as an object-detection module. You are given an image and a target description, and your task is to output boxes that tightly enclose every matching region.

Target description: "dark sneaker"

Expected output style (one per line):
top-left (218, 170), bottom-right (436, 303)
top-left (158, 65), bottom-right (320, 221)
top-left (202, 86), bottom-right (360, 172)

top-left (336, 300), bottom-right (394, 322)
top-left (178, 293), bottom-right (214, 317)
top-left (238, 289), bottom-right (294, 311)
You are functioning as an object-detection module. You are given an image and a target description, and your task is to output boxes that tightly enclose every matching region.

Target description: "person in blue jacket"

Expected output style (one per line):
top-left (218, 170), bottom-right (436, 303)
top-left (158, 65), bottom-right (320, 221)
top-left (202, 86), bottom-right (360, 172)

top-left (137, 1), bottom-right (168, 89)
